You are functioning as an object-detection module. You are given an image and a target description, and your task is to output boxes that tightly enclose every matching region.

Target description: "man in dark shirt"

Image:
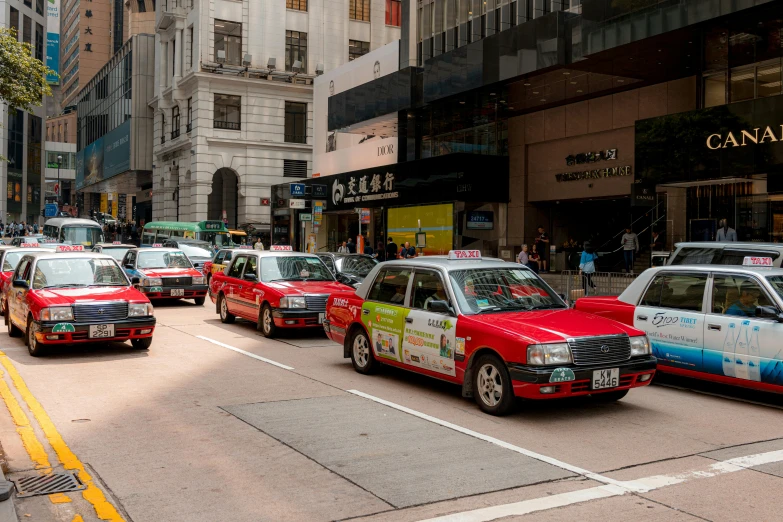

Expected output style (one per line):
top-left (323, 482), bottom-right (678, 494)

top-left (400, 241), bottom-right (416, 258)
top-left (363, 237), bottom-right (374, 256)
top-left (386, 237), bottom-right (398, 259)
top-left (536, 226), bottom-right (550, 273)
top-left (346, 238), bottom-right (356, 253)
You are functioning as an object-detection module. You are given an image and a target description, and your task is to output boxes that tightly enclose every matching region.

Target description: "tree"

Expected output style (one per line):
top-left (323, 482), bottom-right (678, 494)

top-left (0, 27), bottom-right (54, 114)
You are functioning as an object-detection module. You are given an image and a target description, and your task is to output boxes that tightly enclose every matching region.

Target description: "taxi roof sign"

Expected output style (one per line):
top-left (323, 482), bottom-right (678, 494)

top-left (113, 241), bottom-right (122, 245)
top-left (448, 250), bottom-right (481, 260)
top-left (238, 245), bottom-right (252, 249)
top-left (743, 256), bottom-right (773, 267)
top-left (56, 245), bottom-right (84, 252)
top-left (152, 243), bottom-right (163, 248)
top-left (270, 245), bottom-right (293, 251)
top-left (19, 243), bottom-right (37, 248)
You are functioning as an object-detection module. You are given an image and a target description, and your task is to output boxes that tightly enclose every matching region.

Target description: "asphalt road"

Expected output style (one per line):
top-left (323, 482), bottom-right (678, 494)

top-left (0, 300), bottom-right (781, 522)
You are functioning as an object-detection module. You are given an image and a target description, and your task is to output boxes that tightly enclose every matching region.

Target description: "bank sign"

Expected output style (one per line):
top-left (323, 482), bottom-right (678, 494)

top-left (331, 172), bottom-right (397, 206)
top-left (556, 166), bottom-right (632, 182)
top-left (46, 0), bottom-right (60, 85)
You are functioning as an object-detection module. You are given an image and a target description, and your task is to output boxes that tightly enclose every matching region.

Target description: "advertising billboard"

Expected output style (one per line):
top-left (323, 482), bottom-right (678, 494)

top-left (46, 0), bottom-right (60, 84)
top-left (76, 120), bottom-right (131, 189)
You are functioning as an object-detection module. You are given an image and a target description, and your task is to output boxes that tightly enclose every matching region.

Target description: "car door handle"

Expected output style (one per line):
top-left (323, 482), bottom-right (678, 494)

top-left (405, 317), bottom-right (413, 323)
top-left (707, 324), bottom-right (721, 331)
top-left (637, 315), bottom-right (648, 321)
top-left (238, 285), bottom-right (242, 290)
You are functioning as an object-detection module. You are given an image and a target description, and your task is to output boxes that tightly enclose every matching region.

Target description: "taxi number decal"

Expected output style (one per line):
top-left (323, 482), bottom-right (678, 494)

top-left (52, 323), bottom-right (76, 333)
top-left (550, 367), bottom-right (575, 383)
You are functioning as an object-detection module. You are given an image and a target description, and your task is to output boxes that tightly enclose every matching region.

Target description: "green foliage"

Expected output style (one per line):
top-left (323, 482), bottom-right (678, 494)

top-left (0, 27), bottom-right (55, 114)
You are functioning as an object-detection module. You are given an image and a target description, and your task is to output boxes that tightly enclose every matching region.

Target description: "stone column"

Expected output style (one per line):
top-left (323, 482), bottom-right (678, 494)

top-left (174, 29), bottom-right (183, 82)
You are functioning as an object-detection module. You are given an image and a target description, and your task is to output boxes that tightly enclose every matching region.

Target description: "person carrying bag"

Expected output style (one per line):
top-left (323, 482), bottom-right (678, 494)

top-left (579, 241), bottom-right (598, 295)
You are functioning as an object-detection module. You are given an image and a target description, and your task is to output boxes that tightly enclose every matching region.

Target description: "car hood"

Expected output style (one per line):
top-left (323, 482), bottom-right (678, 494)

top-left (137, 268), bottom-right (203, 278)
top-left (34, 286), bottom-right (148, 305)
top-left (263, 280), bottom-right (353, 294)
top-left (461, 308), bottom-right (640, 344)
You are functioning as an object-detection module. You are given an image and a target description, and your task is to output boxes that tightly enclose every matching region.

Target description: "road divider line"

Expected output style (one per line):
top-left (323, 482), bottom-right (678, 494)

top-left (417, 448), bottom-right (783, 522)
top-left (0, 353), bottom-right (125, 522)
top-left (0, 370), bottom-right (51, 469)
top-left (196, 336), bottom-right (295, 370)
top-left (347, 389), bottom-right (636, 491)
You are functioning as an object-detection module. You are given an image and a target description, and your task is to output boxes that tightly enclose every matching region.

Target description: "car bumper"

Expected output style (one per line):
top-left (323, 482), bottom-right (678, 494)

top-left (37, 318), bottom-right (157, 344)
top-left (507, 357), bottom-right (657, 399)
top-left (272, 309), bottom-right (325, 328)
top-left (140, 285), bottom-right (208, 299)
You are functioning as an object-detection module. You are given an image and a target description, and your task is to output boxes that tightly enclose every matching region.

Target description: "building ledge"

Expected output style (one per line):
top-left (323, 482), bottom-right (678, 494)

top-left (205, 137), bottom-right (312, 152)
top-left (154, 135), bottom-right (192, 157)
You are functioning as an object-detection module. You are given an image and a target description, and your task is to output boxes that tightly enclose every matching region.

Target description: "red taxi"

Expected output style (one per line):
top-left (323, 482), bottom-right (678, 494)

top-left (5, 248), bottom-right (155, 356)
top-left (121, 247), bottom-right (208, 305)
top-left (323, 251), bottom-right (657, 415)
top-left (209, 245), bottom-right (354, 338)
top-left (0, 245), bottom-right (51, 316)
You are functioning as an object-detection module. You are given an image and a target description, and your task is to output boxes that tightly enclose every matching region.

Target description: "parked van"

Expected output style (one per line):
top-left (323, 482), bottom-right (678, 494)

top-left (42, 218), bottom-right (105, 247)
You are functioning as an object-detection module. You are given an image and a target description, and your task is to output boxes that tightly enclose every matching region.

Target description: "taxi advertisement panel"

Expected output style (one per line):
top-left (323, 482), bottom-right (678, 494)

top-left (361, 302), bottom-right (404, 363)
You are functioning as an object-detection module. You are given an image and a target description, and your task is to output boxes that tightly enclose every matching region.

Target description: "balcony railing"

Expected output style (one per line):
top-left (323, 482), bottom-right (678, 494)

top-left (214, 120), bottom-right (240, 130)
top-left (171, 129), bottom-right (181, 140)
top-left (284, 134), bottom-right (307, 144)
top-left (160, 135), bottom-right (166, 144)
top-left (186, 122), bottom-right (192, 133)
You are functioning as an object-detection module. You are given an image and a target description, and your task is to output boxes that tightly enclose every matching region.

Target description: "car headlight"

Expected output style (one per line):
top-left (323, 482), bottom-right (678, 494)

top-left (128, 303), bottom-right (154, 317)
top-left (192, 276), bottom-right (206, 285)
top-left (527, 343), bottom-right (572, 366)
top-left (41, 307), bottom-right (74, 321)
top-left (629, 335), bottom-right (651, 356)
top-left (279, 296), bottom-right (306, 309)
top-left (141, 277), bottom-right (162, 287)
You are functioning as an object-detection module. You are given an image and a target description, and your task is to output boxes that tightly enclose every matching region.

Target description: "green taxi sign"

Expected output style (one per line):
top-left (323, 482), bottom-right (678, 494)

top-left (52, 323), bottom-right (76, 333)
top-left (549, 367), bottom-right (576, 383)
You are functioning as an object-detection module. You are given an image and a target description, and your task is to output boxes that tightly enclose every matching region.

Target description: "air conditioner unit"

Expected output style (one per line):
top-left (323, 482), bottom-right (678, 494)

top-left (267, 57), bottom-right (276, 70)
top-left (292, 60), bottom-right (302, 73)
top-left (243, 54), bottom-right (252, 66)
top-left (216, 49), bottom-right (226, 62)
top-left (315, 63), bottom-right (324, 75)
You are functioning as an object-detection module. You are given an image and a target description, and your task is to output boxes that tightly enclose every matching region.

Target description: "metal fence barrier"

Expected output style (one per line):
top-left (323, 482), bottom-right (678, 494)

top-left (558, 270), bottom-right (638, 303)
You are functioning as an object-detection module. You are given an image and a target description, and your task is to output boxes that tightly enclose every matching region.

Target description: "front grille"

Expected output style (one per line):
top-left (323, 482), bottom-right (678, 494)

top-left (305, 294), bottom-right (328, 312)
top-left (72, 302), bottom-right (128, 323)
top-left (568, 335), bottom-right (631, 366)
top-left (162, 277), bottom-right (192, 287)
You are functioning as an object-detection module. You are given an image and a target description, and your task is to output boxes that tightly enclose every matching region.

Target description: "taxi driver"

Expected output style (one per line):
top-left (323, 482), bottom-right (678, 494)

top-left (726, 281), bottom-right (761, 317)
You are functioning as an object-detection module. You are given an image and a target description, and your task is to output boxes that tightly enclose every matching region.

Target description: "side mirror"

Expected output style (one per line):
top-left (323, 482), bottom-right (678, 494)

top-left (755, 305), bottom-right (783, 322)
top-left (131, 277), bottom-right (140, 284)
top-left (243, 272), bottom-right (257, 282)
top-left (12, 280), bottom-right (28, 289)
top-left (427, 300), bottom-right (454, 315)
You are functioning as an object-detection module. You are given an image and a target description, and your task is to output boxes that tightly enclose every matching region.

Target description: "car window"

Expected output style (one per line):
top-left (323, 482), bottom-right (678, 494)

top-left (14, 259), bottom-right (30, 282)
top-left (3, 251), bottom-right (26, 272)
top-left (713, 274), bottom-right (773, 317)
top-left (641, 273), bottom-right (707, 312)
top-left (719, 250), bottom-right (780, 265)
top-left (449, 267), bottom-right (561, 314)
top-left (340, 256), bottom-right (377, 277)
top-left (228, 256), bottom-right (248, 278)
top-left (225, 251), bottom-right (233, 262)
top-left (368, 268), bottom-right (411, 305)
top-left (244, 256), bottom-right (257, 277)
top-left (669, 247), bottom-right (721, 265)
top-left (320, 255), bottom-right (335, 273)
top-left (214, 251), bottom-right (225, 264)
top-left (411, 270), bottom-right (449, 311)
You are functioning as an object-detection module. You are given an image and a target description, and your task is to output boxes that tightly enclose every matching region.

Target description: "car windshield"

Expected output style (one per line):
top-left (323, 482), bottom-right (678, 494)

top-left (3, 252), bottom-right (27, 272)
top-left (766, 276), bottom-right (783, 300)
top-left (449, 268), bottom-right (565, 314)
top-left (177, 244), bottom-right (213, 258)
top-left (102, 247), bottom-right (130, 261)
top-left (201, 232), bottom-right (231, 248)
top-left (260, 256), bottom-right (334, 282)
top-left (137, 251), bottom-right (192, 269)
top-left (60, 226), bottom-right (104, 247)
top-left (32, 258), bottom-right (128, 289)
top-left (336, 256), bottom-right (378, 277)
top-left (670, 247), bottom-right (781, 265)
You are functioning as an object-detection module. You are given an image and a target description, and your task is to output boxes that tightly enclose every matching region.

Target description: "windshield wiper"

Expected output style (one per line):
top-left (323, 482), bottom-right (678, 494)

top-left (45, 283), bottom-right (89, 288)
top-left (90, 283), bottom-right (127, 286)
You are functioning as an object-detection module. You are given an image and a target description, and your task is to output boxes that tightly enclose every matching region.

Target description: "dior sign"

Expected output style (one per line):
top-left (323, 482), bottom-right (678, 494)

top-left (706, 126), bottom-right (783, 149)
top-left (556, 166), bottom-right (632, 182)
top-left (378, 144), bottom-right (395, 156)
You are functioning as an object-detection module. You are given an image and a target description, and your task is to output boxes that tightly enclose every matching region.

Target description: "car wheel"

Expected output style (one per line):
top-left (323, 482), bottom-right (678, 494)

top-left (0, 299), bottom-right (5, 317)
top-left (259, 304), bottom-right (277, 338)
top-left (131, 337), bottom-right (152, 350)
top-left (218, 294), bottom-right (235, 324)
top-left (7, 312), bottom-right (21, 338)
top-left (591, 389), bottom-right (629, 402)
top-left (472, 354), bottom-right (515, 416)
top-left (26, 319), bottom-right (44, 356)
top-left (350, 328), bottom-right (377, 374)
top-left (194, 296), bottom-right (206, 306)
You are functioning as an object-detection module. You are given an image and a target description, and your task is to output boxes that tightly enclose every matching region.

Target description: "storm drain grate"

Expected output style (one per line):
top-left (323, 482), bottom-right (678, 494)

top-left (12, 471), bottom-right (86, 498)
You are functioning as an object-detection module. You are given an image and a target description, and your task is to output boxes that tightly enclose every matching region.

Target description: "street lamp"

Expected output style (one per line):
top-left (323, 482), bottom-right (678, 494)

top-left (56, 155), bottom-right (62, 209)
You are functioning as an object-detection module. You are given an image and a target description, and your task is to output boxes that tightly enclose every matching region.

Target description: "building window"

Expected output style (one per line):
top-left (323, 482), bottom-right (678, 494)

top-left (187, 26), bottom-right (193, 69)
top-left (285, 30), bottom-right (307, 72)
top-left (9, 8), bottom-right (19, 38)
top-left (349, 40), bottom-right (370, 61)
top-left (23, 15), bottom-right (31, 45)
top-left (349, 0), bottom-right (370, 21)
top-left (284, 102), bottom-right (307, 144)
top-left (171, 105), bottom-right (180, 139)
top-left (36, 0), bottom-right (43, 15)
top-left (187, 97), bottom-right (192, 132)
top-left (286, 0), bottom-right (307, 11)
top-left (214, 94), bottom-right (241, 130)
top-left (35, 23), bottom-right (43, 62)
top-left (214, 20), bottom-right (241, 65)
top-left (161, 113), bottom-right (166, 144)
top-left (64, 123), bottom-right (68, 142)
top-left (283, 159), bottom-right (308, 177)
top-left (137, 0), bottom-right (146, 12)
top-left (385, 0), bottom-right (401, 26)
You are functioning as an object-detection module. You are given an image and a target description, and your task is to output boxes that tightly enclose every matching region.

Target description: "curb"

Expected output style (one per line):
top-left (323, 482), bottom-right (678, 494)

top-left (0, 468), bottom-right (17, 522)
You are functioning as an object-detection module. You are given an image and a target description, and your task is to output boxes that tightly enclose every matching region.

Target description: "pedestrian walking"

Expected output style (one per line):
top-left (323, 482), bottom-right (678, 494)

top-left (650, 230), bottom-right (664, 250)
top-left (400, 241), bottom-right (416, 258)
top-left (337, 241), bottom-right (349, 253)
top-left (716, 219), bottom-right (737, 242)
top-left (254, 237), bottom-right (265, 251)
top-left (621, 227), bottom-right (639, 273)
top-left (517, 244), bottom-right (529, 265)
top-left (579, 241), bottom-right (598, 294)
top-left (386, 237), bottom-right (398, 259)
top-left (373, 241), bottom-right (385, 261)
top-left (535, 226), bottom-right (550, 272)
top-left (346, 237), bottom-right (356, 254)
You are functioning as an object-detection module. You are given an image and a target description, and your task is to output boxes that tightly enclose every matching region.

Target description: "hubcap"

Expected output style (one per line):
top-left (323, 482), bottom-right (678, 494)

top-left (477, 363), bottom-right (503, 407)
top-left (263, 309), bottom-right (272, 333)
top-left (353, 335), bottom-right (369, 367)
top-left (29, 323), bottom-right (37, 350)
top-left (220, 298), bottom-right (227, 318)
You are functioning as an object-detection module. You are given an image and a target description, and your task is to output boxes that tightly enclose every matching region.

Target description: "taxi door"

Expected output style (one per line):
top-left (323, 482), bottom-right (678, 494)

top-left (400, 269), bottom-right (458, 378)
top-left (223, 255), bottom-right (248, 315)
top-left (633, 272), bottom-right (707, 372)
top-left (9, 258), bottom-right (32, 329)
top-left (237, 255), bottom-right (259, 318)
top-left (704, 273), bottom-right (778, 383)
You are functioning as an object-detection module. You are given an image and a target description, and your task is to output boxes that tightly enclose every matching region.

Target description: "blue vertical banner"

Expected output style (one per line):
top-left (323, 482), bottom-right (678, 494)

top-left (46, 0), bottom-right (60, 84)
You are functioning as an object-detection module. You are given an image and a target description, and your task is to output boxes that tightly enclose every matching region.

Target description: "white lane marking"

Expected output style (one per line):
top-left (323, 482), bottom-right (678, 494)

top-left (418, 448), bottom-right (783, 522)
top-left (196, 335), bottom-right (295, 370)
top-left (347, 389), bottom-right (637, 492)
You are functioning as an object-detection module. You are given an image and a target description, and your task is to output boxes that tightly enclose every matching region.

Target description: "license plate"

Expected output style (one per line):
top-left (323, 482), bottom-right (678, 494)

top-left (89, 324), bottom-right (115, 339)
top-left (318, 313), bottom-right (325, 324)
top-left (171, 288), bottom-right (185, 297)
top-left (592, 368), bottom-right (619, 390)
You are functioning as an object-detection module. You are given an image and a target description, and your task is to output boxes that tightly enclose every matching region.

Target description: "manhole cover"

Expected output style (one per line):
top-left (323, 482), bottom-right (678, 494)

top-left (12, 471), bottom-right (86, 498)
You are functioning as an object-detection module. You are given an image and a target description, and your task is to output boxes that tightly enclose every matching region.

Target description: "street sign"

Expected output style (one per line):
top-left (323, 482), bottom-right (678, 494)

top-left (312, 185), bottom-right (327, 198)
top-left (289, 183), bottom-right (306, 197)
top-left (299, 213), bottom-right (312, 222)
top-left (289, 199), bottom-right (306, 209)
top-left (45, 203), bottom-right (58, 217)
